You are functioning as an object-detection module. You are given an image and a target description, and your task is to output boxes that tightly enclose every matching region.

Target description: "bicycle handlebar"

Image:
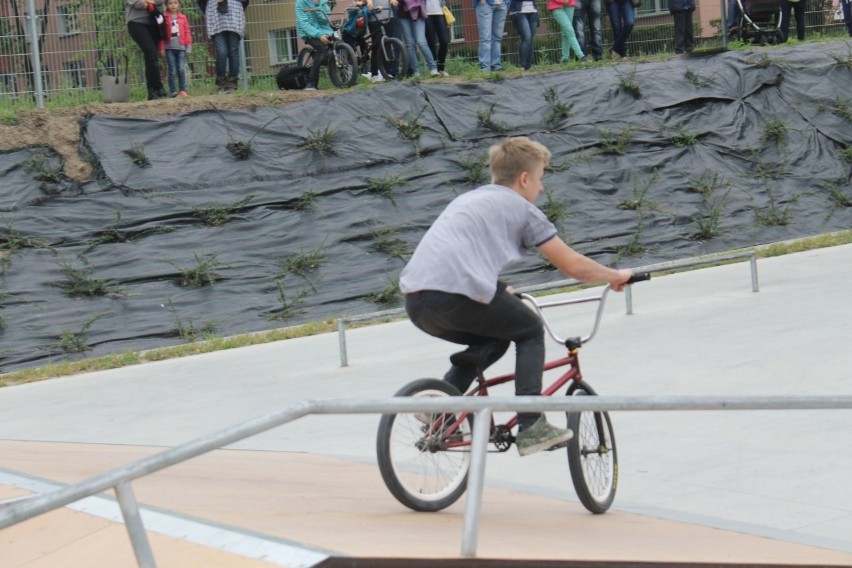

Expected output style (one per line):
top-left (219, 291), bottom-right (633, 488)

top-left (519, 271), bottom-right (651, 350)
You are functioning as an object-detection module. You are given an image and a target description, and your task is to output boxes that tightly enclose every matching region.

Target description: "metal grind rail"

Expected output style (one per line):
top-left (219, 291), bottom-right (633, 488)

top-left (336, 250), bottom-right (759, 366)
top-left (2, 393), bottom-right (851, 567)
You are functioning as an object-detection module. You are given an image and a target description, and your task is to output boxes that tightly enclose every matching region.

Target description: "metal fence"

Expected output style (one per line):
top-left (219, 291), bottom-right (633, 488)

top-left (0, 0), bottom-right (847, 108)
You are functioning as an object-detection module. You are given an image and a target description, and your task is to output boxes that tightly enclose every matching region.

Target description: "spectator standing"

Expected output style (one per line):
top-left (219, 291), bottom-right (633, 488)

top-left (343, 0), bottom-right (377, 80)
top-left (398, 0), bottom-right (440, 76)
top-left (125, 0), bottom-right (167, 100)
top-left (726, 0), bottom-right (741, 33)
top-left (607, 0), bottom-right (634, 59)
top-left (159, 0), bottom-right (193, 97)
top-left (295, 0), bottom-right (334, 90)
top-left (366, 0), bottom-right (397, 81)
top-left (508, 0), bottom-right (539, 72)
top-left (573, 0), bottom-right (602, 61)
top-left (843, 0), bottom-right (852, 36)
top-left (669, 0), bottom-right (695, 54)
top-left (204, 0), bottom-right (249, 91)
top-left (424, 0), bottom-right (451, 76)
top-left (780, 0), bottom-right (806, 42)
top-left (475, 0), bottom-right (508, 71)
top-left (548, 0), bottom-right (586, 63)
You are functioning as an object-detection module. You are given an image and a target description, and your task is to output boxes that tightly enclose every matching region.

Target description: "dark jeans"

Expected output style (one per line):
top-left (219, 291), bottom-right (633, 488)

top-left (510, 12), bottom-right (539, 70)
top-left (343, 30), bottom-right (371, 73)
top-left (127, 21), bottom-right (163, 93)
top-left (425, 14), bottom-right (450, 72)
top-left (212, 30), bottom-right (241, 79)
top-left (672, 10), bottom-right (695, 53)
top-left (573, 0), bottom-right (602, 60)
top-left (726, 0), bottom-right (740, 28)
top-left (305, 37), bottom-right (328, 86)
top-left (405, 285), bottom-right (545, 427)
top-left (844, 0), bottom-right (852, 36)
top-left (367, 20), bottom-right (381, 75)
top-left (780, 0), bottom-right (806, 42)
top-left (607, 0), bottom-right (634, 57)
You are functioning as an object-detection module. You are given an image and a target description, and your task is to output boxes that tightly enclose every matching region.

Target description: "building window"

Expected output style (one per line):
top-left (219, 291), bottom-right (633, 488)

top-left (448, 5), bottom-right (464, 42)
top-left (635, 0), bottom-right (668, 15)
top-left (63, 60), bottom-right (86, 89)
top-left (268, 28), bottom-right (298, 65)
top-left (242, 34), bottom-right (252, 72)
top-left (57, 6), bottom-right (81, 36)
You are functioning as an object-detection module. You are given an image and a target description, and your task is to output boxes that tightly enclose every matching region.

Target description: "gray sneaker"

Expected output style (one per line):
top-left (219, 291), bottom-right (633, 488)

top-left (515, 417), bottom-right (573, 457)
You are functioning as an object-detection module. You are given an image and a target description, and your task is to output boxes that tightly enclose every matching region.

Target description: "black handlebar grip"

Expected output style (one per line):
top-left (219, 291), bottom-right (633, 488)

top-left (627, 271), bottom-right (651, 284)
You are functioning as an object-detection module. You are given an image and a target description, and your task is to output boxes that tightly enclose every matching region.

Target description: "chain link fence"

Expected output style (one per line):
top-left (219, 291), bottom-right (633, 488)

top-left (0, 0), bottom-right (847, 109)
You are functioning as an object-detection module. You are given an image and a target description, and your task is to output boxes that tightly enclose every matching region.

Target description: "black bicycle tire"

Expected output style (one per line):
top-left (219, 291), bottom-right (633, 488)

top-left (329, 42), bottom-right (359, 88)
top-left (565, 383), bottom-right (618, 514)
top-left (378, 37), bottom-right (408, 81)
top-left (297, 46), bottom-right (314, 70)
top-left (376, 378), bottom-right (471, 512)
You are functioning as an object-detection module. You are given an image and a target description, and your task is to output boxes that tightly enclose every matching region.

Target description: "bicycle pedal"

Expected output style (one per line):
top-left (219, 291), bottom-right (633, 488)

top-left (545, 440), bottom-right (570, 451)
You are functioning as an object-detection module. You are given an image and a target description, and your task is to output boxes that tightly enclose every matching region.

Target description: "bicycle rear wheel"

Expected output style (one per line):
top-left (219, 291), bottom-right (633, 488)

top-left (376, 378), bottom-right (471, 512)
top-left (565, 383), bottom-right (618, 514)
top-left (378, 37), bottom-right (408, 81)
top-left (329, 42), bottom-right (359, 88)
top-left (297, 46), bottom-right (314, 70)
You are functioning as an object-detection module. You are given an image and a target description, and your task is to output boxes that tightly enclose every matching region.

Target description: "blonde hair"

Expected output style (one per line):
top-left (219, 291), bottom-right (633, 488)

top-left (488, 137), bottom-right (551, 187)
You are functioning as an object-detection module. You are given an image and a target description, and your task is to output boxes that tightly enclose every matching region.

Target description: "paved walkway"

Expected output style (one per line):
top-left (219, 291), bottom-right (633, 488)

top-left (2, 244), bottom-right (852, 566)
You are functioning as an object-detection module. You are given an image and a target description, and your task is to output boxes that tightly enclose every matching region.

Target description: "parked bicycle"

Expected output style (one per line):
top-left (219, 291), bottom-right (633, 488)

top-left (297, 24), bottom-right (359, 88)
top-left (376, 273), bottom-right (650, 514)
top-left (348, 6), bottom-right (409, 81)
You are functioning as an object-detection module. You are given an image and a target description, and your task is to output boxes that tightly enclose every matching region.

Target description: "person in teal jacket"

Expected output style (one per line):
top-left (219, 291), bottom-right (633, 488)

top-left (296, 0), bottom-right (335, 90)
top-left (668, 0), bottom-right (695, 54)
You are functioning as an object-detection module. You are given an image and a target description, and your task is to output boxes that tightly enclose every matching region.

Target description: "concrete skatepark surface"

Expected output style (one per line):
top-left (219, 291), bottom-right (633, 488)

top-left (1, 244), bottom-right (852, 566)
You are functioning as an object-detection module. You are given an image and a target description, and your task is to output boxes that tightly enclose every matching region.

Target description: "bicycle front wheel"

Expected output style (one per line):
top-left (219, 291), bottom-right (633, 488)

top-left (565, 383), bottom-right (618, 514)
top-left (376, 378), bottom-right (471, 512)
top-left (378, 37), bottom-right (408, 81)
top-left (329, 42), bottom-right (359, 88)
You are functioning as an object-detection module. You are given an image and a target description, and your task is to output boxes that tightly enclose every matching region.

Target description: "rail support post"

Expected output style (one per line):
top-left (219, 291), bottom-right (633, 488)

top-left (461, 407), bottom-right (492, 557)
top-left (337, 318), bottom-right (348, 367)
top-left (115, 480), bottom-right (156, 568)
top-left (749, 253), bottom-right (760, 292)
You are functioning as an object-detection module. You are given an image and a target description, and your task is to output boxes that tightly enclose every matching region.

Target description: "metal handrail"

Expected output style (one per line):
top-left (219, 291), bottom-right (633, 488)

top-left (2, 394), bottom-right (851, 566)
top-left (336, 250), bottom-right (759, 365)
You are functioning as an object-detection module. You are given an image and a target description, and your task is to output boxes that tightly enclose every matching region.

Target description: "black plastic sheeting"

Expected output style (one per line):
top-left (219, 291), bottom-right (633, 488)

top-left (1, 41), bottom-right (851, 372)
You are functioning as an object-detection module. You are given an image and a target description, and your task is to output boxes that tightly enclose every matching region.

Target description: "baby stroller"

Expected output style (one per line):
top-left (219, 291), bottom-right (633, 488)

top-left (729, 0), bottom-right (784, 44)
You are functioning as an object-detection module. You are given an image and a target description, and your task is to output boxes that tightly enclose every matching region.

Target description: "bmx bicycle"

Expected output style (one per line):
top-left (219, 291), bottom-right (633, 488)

top-left (297, 25), bottom-right (359, 88)
top-left (376, 272), bottom-right (650, 513)
top-left (349, 7), bottom-right (409, 81)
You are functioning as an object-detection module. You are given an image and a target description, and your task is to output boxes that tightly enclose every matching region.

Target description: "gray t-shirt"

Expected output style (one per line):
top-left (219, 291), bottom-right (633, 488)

top-left (399, 184), bottom-right (557, 303)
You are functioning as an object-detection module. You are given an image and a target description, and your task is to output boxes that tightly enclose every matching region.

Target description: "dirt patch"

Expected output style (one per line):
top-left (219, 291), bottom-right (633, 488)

top-left (0, 90), bottom-right (331, 181)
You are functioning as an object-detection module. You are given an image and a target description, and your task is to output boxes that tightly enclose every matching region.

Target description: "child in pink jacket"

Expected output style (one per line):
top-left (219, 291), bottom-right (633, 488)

top-left (158, 0), bottom-right (193, 96)
top-left (547, 0), bottom-right (586, 63)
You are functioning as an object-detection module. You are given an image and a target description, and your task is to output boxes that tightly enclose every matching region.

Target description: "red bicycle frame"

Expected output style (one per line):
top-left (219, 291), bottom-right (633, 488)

top-left (426, 287), bottom-right (617, 447)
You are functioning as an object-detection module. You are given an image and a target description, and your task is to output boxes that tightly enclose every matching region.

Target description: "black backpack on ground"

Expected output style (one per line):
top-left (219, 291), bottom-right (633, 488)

top-left (276, 65), bottom-right (310, 90)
